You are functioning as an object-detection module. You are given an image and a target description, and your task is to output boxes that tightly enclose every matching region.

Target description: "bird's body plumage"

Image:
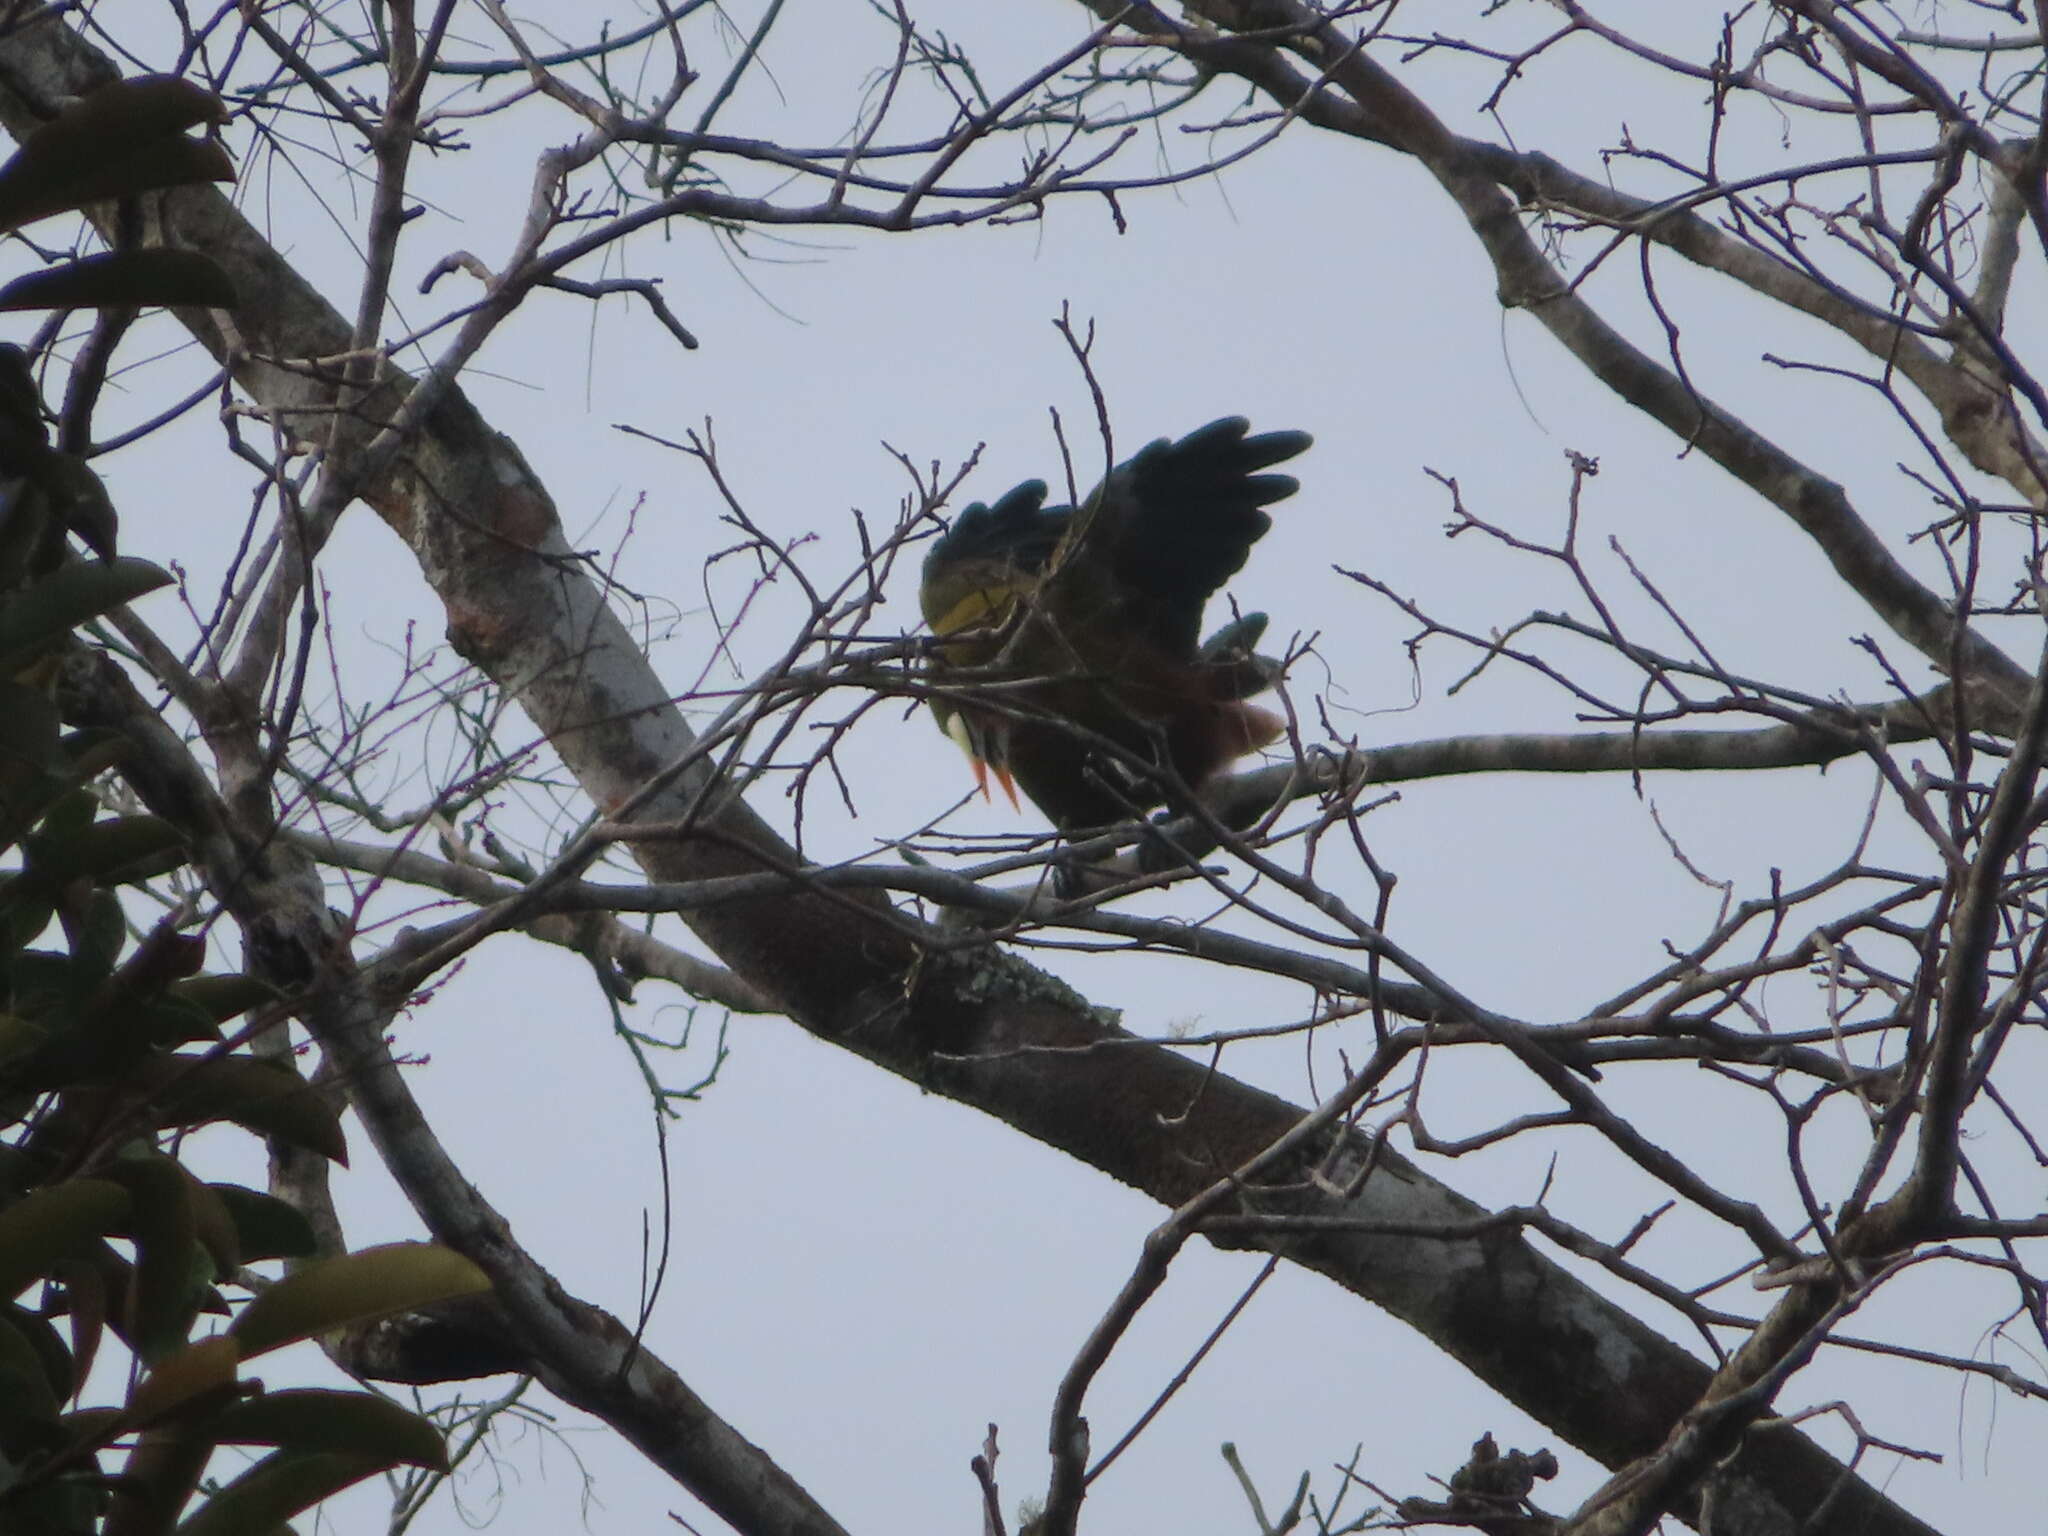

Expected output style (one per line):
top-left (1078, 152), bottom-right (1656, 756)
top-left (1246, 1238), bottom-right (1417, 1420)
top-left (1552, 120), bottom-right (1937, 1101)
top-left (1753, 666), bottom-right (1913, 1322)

top-left (920, 417), bottom-right (1310, 830)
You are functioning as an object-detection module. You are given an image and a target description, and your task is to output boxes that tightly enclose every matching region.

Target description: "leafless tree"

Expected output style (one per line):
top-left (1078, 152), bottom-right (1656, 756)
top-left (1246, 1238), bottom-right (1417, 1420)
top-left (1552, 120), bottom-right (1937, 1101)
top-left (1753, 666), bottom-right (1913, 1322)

top-left (9, 3), bottom-right (2047, 1534)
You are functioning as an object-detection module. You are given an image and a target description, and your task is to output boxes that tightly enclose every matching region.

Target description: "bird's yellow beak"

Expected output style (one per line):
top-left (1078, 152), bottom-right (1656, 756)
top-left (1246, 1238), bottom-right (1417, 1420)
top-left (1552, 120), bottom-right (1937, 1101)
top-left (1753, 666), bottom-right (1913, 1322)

top-left (943, 711), bottom-right (990, 801)
top-left (941, 708), bottom-right (1019, 807)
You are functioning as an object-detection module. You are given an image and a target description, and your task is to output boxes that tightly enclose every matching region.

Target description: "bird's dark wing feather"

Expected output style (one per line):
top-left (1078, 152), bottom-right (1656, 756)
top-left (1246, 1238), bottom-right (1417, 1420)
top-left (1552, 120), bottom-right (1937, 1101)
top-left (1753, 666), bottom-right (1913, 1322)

top-left (919, 478), bottom-right (1067, 624)
top-left (1067, 417), bottom-right (1310, 659)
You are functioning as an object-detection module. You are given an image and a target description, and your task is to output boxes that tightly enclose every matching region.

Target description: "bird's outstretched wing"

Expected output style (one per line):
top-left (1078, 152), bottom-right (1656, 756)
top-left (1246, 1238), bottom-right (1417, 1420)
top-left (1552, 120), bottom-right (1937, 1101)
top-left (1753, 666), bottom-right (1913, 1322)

top-left (1056, 417), bottom-right (1311, 661)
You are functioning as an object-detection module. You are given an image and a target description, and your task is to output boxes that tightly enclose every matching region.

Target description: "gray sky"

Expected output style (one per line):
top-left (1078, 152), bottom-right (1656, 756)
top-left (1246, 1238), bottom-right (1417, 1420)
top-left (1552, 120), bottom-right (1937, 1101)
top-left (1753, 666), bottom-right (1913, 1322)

top-left (75, 4), bottom-right (2042, 1532)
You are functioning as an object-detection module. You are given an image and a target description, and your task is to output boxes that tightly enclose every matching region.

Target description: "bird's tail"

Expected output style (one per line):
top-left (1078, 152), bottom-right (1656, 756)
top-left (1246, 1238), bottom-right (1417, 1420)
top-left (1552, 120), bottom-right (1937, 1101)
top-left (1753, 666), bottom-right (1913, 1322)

top-left (1171, 698), bottom-right (1286, 790)
top-left (1215, 700), bottom-right (1286, 756)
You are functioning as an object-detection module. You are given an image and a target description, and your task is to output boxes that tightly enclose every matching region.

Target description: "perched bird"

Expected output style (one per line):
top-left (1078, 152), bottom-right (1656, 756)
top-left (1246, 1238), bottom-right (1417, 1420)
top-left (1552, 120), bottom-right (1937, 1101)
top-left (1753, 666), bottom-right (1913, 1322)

top-left (919, 417), bottom-right (1310, 831)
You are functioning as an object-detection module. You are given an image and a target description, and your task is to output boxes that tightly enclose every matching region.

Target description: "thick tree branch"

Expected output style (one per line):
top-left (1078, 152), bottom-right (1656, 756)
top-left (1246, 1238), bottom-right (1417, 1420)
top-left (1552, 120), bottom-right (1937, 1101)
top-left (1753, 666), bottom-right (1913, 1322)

top-left (283, 829), bottom-right (776, 1013)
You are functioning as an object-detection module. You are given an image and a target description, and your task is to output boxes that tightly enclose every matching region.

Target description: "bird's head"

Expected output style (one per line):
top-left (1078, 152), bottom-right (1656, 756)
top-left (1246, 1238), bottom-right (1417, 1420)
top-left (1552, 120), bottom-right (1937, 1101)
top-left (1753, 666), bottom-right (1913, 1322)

top-left (921, 479), bottom-right (1068, 656)
top-left (919, 477), bottom-right (1067, 809)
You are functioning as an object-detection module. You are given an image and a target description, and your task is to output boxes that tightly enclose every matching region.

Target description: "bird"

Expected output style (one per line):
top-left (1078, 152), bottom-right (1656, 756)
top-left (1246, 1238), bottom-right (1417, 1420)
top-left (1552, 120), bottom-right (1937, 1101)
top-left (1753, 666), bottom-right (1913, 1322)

top-left (919, 416), bottom-right (1310, 832)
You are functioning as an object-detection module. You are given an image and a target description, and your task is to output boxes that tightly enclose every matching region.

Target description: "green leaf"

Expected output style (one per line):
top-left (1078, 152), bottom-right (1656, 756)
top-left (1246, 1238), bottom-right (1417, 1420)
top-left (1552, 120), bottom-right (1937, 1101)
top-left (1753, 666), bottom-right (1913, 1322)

top-left (170, 975), bottom-right (279, 1026)
top-left (109, 1153), bottom-right (205, 1363)
top-left (26, 814), bottom-right (188, 886)
top-left (0, 683), bottom-right (65, 846)
top-left (0, 1180), bottom-right (131, 1298)
top-left (171, 1449), bottom-right (385, 1536)
top-left (181, 1172), bottom-right (239, 1277)
top-left (35, 453), bottom-right (118, 560)
top-left (0, 341), bottom-right (49, 469)
top-left (0, 1471), bottom-right (107, 1536)
top-left (104, 1422), bottom-right (214, 1536)
top-left (121, 1053), bottom-right (348, 1164)
top-left (0, 1302), bottom-right (65, 1419)
top-left (0, 1012), bottom-right (51, 1073)
top-left (67, 886), bottom-right (128, 982)
top-left (228, 1244), bottom-right (490, 1360)
top-left (0, 76), bottom-right (231, 233)
top-left (6, 950), bottom-right (87, 1017)
top-left (0, 249), bottom-right (237, 312)
top-left (0, 1315), bottom-right (70, 1488)
top-left (58, 1403), bottom-right (123, 1443)
top-left (52, 1254), bottom-right (106, 1394)
top-left (207, 1185), bottom-right (316, 1263)
top-left (0, 734), bottom-right (125, 865)
top-left (122, 1333), bottom-right (238, 1427)
top-left (119, 995), bottom-right (224, 1051)
top-left (0, 682), bottom-right (62, 772)
top-left (0, 558), bottom-right (173, 673)
top-left (37, 785), bottom-right (96, 842)
top-left (0, 880), bottom-right (59, 954)
top-left (206, 1389), bottom-right (448, 1471)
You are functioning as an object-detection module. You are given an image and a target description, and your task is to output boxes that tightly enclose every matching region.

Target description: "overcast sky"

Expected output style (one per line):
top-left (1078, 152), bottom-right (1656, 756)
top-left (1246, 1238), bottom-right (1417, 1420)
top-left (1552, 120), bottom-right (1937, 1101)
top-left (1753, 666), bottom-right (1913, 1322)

top-left (73, 4), bottom-right (2045, 1533)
